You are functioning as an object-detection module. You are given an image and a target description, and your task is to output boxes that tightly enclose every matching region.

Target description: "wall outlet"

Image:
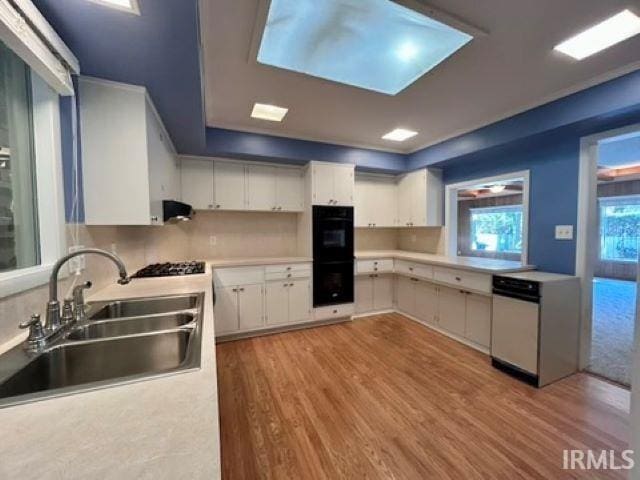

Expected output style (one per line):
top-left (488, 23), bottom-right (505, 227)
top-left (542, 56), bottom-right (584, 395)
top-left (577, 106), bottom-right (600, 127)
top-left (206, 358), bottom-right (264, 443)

top-left (555, 225), bottom-right (574, 240)
top-left (68, 245), bottom-right (85, 274)
top-left (209, 236), bottom-right (217, 246)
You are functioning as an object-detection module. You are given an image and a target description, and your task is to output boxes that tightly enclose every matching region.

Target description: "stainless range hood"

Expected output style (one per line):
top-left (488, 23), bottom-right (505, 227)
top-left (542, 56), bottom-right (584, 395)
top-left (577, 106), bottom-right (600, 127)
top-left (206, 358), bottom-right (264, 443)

top-left (162, 200), bottom-right (195, 223)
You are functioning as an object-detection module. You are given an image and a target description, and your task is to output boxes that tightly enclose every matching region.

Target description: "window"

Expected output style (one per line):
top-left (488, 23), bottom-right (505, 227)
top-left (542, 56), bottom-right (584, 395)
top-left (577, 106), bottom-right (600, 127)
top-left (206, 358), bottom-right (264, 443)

top-left (0, 43), bottom-right (39, 272)
top-left (599, 196), bottom-right (640, 262)
top-left (470, 205), bottom-right (523, 253)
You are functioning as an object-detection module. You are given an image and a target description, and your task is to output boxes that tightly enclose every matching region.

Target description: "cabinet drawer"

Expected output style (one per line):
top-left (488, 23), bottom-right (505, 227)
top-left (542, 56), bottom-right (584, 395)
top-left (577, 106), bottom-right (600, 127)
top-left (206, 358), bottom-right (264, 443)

top-left (394, 260), bottom-right (433, 280)
top-left (433, 267), bottom-right (491, 294)
top-left (213, 267), bottom-right (264, 288)
top-left (356, 259), bottom-right (393, 274)
top-left (314, 303), bottom-right (354, 321)
top-left (264, 263), bottom-right (311, 280)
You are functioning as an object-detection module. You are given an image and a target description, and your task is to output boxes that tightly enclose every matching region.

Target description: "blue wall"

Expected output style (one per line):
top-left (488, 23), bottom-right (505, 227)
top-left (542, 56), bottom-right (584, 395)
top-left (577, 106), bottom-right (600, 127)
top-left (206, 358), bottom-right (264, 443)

top-left (442, 133), bottom-right (580, 274)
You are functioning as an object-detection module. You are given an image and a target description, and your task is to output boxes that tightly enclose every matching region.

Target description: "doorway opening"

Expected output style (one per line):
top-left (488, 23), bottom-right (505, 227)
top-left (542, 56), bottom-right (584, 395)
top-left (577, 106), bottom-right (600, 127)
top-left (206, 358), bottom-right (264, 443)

top-left (578, 125), bottom-right (640, 387)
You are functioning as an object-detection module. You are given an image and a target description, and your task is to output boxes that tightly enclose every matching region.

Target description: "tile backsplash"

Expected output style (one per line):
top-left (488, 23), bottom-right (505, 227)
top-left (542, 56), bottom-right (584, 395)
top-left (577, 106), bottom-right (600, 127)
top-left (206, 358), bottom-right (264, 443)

top-left (355, 227), bottom-right (445, 254)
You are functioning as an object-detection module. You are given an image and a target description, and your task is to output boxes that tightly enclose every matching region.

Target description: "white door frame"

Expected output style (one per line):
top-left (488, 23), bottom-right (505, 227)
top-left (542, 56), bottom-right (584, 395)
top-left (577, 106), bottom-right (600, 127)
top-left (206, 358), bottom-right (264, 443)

top-left (576, 122), bottom-right (640, 369)
top-left (444, 170), bottom-right (530, 264)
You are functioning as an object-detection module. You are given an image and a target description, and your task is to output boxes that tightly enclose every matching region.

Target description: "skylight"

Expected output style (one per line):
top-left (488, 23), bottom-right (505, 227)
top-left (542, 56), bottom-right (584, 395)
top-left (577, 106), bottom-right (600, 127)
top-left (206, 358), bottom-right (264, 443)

top-left (257, 0), bottom-right (473, 95)
top-left (554, 10), bottom-right (640, 60)
top-left (86, 0), bottom-right (140, 15)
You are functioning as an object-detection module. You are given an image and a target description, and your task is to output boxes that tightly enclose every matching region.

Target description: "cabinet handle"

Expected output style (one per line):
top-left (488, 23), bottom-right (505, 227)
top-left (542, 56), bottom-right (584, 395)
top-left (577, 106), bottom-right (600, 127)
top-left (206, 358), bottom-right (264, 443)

top-left (208, 204), bottom-right (214, 209)
top-left (216, 204), bottom-right (221, 209)
top-left (277, 206), bottom-right (282, 211)
top-left (409, 267), bottom-right (413, 271)
top-left (373, 261), bottom-right (378, 265)
top-left (150, 216), bottom-right (158, 222)
top-left (239, 288), bottom-right (245, 292)
top-left (283, 283), bottom-right (288, 287)
top-left (287, 273), bottom-right (292, 278)
top-left (232, 288), bottom-right (238, 292)
top-left (289, 283), bottom-right (294, 287)
top-left (286, 267), bottom-right (291, 271)
top-left (455, 277), bottom-right (461, 282)
top-left (333, 309), bottom-right (338, 314)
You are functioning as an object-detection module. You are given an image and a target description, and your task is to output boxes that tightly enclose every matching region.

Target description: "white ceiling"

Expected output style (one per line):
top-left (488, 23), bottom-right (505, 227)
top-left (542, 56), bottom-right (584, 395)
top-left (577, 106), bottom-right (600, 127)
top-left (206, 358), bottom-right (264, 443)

top-left (200, 0), bottom-right (640, 154)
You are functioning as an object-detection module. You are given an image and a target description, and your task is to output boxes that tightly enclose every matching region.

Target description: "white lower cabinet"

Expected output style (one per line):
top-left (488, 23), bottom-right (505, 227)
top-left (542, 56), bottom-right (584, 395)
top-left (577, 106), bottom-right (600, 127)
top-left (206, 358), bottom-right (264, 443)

top-left (356, 274), bottom-right (393, 314)
top-left (214, 263), bottom-right (311, 337)
top-left (393, 274), bottom-right (492, 351)
top-left (437, 286), bottom-right (466, 337)
top-left (464, 292), bottom-right (491, 348)
top-left (265, 278), bottom-right (311, 325)
top-left (214, 283), bottom-right (264, 333)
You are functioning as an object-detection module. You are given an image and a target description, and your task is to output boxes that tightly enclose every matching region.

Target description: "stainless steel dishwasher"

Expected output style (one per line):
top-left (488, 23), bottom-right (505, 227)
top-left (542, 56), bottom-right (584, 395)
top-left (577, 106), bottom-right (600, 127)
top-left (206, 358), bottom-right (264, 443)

top-left (491, 272), bottom-right (581, 387)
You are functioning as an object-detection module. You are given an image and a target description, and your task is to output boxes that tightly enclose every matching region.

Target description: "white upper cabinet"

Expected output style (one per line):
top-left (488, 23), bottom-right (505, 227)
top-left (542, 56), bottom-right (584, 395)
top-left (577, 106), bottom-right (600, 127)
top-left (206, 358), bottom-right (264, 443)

top-left (276, 167), bottom-right (304, 211)
top-left (311, 161), bottom-right (355, 206)
top-left (180, 159), bottom-right (304, 213)
top-left (355, 174), bottom-right (397, 227)
top-left (246, 164), bottom-right (276, 211)
top-left (214, 160), bottom-right (246, 211)
top-left (80, 77), bottom-right (178, 225)
top-left (396, 168), bottom-right (443, 227)
top-left (181, 158), bottom-right (214, 210)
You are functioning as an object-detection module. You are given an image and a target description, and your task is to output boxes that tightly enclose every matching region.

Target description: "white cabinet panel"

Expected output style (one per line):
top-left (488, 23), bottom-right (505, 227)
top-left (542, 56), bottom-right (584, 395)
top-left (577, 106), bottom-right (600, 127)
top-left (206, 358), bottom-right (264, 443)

top-left (415, 280), bottom-right (438, 325)
top-left (354, 180), bottom-right (370, 227)
top-left (438, 286), bottom-right (466, 337)
top-left (433, 267), bottom-right (491, 295)
top-left (396, 276), bottom-right (415, 315)
top-left (276, 168), bottom-right (304, 211)
top-left (238, 284), bottom-right (264, 330)
top-left (214, 161), bottom-right (246, 210)
top-left (214, 286), bottom-right (238, 334)
top-left (355, 175), bottom-right (397, 227)
top-left (333, 166), bottom-right (354, 206)
top-left (265, 280), bottom-right (289, 326)
top-left (396, 173), bottom-right (413, 227)
top-left (396, 168), bottom-right (442, 227)
top-left (246, 165), bottom-right (276, 211)
top-left (357, 259), bottom-right (394, 274)
top-left (312, 163), bottom-right (335, 206)
top-left (181, 158), bottom-right (214, 210)
top-left (373, 274), bottom-right (394, 311)
top-left (465, 293), bottom-right (491, 348)
top-left (289, 279), bottom-right (311, 323)
top-left (355, 276), bottom-right (374, 313)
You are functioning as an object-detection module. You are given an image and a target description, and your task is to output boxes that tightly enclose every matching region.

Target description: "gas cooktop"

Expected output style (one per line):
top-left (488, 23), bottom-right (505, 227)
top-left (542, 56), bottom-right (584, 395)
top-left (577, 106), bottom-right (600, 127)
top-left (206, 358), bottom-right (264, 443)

top-left (132, 261), bottom-right (206, 278)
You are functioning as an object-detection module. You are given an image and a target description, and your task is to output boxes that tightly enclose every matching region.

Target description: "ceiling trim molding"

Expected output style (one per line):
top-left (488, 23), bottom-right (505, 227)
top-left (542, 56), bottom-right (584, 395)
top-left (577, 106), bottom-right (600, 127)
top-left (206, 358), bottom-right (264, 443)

top-left (207, 119), bottom-right (409, 154)
top-left (409, 59), bottom-right (640, 155)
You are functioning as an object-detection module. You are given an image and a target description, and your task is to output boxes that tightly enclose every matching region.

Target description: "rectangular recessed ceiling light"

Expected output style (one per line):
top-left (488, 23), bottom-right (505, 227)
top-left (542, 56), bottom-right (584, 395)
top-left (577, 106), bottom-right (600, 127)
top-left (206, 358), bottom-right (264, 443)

top-left (86, 0), bottom-right (140, 15)
top-left (251, 103), bottom-right (288, 122)
top-left (257, 0), bottom-right (473, 95)
top-left (382, 128), bottom-right (418, 142)
top-left (554, 10), bottom-right (640, 60)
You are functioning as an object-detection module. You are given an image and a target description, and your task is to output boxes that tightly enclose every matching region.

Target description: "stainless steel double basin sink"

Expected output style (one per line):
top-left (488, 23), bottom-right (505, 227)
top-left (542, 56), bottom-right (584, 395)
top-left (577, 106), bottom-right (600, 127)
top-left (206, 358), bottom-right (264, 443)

top-left (0, 293), bottom-right (204, 407)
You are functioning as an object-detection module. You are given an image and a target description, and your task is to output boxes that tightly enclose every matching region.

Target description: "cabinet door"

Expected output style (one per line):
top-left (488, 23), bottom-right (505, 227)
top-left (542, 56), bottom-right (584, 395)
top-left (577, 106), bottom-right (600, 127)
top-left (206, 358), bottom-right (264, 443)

top-left (465, 293), bottom-right (491, 348)
top-left (411, 170), bottom-right (428, 226)
top-left (414, 280), bottom-right (438, 325)
top-left (246, 165), bottom-right (276, 211)
top-left (214, 161), bottom-right (246, 210)
top-left (437, 286), bottom-right (466, 337)
top-left (397, 174), bottom-right (413, 226)
top-left (354, 179), bottom-right (370, 227)
top-left (238, 284), bottom-right (264, 330)
top-left (373, 274), bottom-right (394, 311)
top-left (265, 280), bottom-right (289, 325)
top-left (396, 276), bottom-right (415, 315)
top-left (288, 278), bottom-right (311, 323)
top-left (333, 166), bottom-right (354, 206)
top-left (276, 168), bottom-right (304, 211)
top-left (313, 163), bottom-right (335, 205)
top-left (376, 179), bottom-right (398, 227)
top-left (181, 158), bottom-right (214, 210)
top-left (213, 286), bottom-right (238, 334)
top-left (355, 276), bottom-right (374, 313)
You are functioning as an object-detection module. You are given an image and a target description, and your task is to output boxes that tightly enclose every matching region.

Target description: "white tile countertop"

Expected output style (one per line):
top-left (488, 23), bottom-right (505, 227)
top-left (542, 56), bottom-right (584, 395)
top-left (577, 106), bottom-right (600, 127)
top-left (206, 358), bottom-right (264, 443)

top-left (355, 250), bottom-right (535, 274)
top-left (206, 256), bottom-right (312, 268)
top-left (0, 268), bottom-right (220, 480)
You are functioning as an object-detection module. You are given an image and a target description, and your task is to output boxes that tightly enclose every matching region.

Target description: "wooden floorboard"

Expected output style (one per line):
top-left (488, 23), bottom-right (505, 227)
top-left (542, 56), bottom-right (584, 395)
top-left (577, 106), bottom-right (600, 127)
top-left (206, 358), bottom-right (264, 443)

top-left (216, 313), bottom-right (630, 479)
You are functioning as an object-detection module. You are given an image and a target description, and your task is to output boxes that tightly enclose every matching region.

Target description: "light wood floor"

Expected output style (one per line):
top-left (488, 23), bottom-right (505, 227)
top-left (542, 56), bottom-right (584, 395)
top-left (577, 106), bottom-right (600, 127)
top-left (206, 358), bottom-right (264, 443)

top-left (216, 313), bottom-right (630, 479)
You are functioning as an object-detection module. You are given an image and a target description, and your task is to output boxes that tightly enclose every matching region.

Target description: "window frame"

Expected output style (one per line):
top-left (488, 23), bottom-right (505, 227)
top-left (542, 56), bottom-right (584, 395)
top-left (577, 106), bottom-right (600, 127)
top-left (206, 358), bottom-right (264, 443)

top-left (444, 170), bottom-right (530, 264)
top-left (0, 72), bottom-right (66, 297)
top-left (598, 194), bottom-right (640, 263)
top-left (469, 204), bottom-right (524, 254)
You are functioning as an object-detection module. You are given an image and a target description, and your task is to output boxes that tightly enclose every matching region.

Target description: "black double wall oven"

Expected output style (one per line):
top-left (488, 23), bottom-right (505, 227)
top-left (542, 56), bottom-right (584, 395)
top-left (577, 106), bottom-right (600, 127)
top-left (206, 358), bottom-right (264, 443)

top-left (312, 206), bottom-right (354, 307)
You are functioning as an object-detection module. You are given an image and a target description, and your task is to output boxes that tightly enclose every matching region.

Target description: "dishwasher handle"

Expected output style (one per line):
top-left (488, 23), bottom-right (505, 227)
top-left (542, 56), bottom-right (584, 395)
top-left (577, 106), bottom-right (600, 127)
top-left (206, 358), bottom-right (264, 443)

top-left (493, 288), bottom-right (540, 303)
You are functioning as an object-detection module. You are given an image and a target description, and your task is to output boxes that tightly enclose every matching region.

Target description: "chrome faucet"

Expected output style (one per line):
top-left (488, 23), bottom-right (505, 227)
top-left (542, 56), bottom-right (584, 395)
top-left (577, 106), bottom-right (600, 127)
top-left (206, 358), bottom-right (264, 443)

top-left (46, 248), bottom-right (130, 332)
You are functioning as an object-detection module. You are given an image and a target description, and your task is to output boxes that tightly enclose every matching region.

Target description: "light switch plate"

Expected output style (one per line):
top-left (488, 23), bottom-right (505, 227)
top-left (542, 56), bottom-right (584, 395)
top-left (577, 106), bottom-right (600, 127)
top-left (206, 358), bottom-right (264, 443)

top-left (555, 225), bottom-right (574, 240)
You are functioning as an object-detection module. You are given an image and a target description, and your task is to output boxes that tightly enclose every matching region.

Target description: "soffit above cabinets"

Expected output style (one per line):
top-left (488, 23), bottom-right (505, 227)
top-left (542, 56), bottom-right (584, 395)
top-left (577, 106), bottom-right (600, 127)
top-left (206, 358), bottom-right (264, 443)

top-left (201, 0), bottom-right (640, 153)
